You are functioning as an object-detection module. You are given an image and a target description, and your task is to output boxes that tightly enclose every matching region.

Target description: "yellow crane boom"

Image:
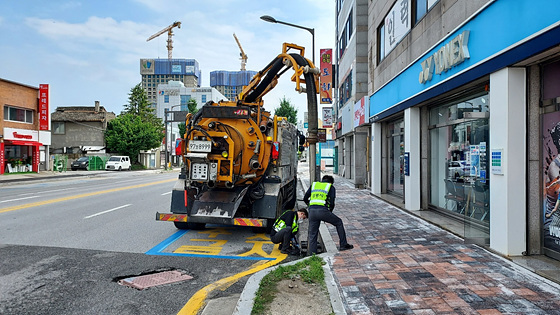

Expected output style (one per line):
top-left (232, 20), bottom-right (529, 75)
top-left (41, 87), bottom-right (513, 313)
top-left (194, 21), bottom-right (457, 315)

top-left (233, 33), bottom-right (248, 71)
top-left (147, 21), bottom-right (181, 60)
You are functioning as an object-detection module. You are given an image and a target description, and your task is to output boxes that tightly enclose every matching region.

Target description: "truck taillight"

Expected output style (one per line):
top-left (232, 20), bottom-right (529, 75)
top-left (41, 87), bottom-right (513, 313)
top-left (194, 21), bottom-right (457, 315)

top-left (272, 142), bottom-right (279, 160)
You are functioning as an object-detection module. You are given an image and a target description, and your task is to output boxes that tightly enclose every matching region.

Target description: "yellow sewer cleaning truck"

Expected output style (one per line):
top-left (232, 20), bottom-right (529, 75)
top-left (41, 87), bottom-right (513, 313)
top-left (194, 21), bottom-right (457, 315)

top-left (156, 43), bottom-right (319, 230)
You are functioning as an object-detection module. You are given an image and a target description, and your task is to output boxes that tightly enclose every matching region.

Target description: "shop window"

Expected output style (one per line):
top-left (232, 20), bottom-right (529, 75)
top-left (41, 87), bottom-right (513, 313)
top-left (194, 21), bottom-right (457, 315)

top-left (4, 105), bottom-right (34, 123)
top-left (53, 122), bottom-right (65, 134)
top-left (338, 70), bottom-right (353, 108)
top-left (429, 93), bottom-right (490, 230)
top-left (388, 119), bottom-right (405, 196)
top-left (338, 9), bottom-right (353, 59)
top-left (414, 0), bottom-right (439, 24)
top-left (378, 23), bottom-right (386, 62)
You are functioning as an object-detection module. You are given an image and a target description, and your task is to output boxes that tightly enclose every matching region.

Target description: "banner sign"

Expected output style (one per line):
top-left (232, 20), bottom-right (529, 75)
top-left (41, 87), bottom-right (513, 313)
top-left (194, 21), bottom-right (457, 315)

top-left (384, 0), bottom-right (411, 56)
top-left (354, 97), bottom-right (366, 127)
top-left (322, 107), bottom-right (333, 128)
top-left (39, 84), bottom-right (49, 130)
top-left (543, 111), bottom-right (560, 254)
top-left (320, 49), bottom-right (333, 104)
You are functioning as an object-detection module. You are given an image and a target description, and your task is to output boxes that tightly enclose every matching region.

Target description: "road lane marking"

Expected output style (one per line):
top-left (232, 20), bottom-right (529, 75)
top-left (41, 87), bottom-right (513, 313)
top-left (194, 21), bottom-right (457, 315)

top-left (161, 191), bottom-right (171, 196)
top-left (84, 204), bottom-right (131, 219)
top-left (0, 196), bottom-right (40, 203)
top-left (146, 229), bottom-right (288, 314)
top-left (146, 230), bottom-right (274, 261)
top-left (0, 178), bottom-right (175, 214)
top-left (178, 253), bottom-right (286, 315)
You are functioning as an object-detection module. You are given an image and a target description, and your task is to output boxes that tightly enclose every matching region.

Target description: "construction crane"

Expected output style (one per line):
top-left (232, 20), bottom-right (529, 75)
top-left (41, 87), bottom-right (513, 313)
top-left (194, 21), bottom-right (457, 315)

top-left (233, 33), bottom-right (248, 71)
top-left (147, 21), bottom-right (181, 60)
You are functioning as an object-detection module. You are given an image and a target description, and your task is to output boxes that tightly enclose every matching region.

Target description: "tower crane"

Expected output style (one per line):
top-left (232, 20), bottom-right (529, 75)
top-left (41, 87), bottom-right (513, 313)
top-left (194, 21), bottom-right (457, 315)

top-left (233, 33), bottom-right (248, 71)
top-left (147, 21), bottom-right (181, 60)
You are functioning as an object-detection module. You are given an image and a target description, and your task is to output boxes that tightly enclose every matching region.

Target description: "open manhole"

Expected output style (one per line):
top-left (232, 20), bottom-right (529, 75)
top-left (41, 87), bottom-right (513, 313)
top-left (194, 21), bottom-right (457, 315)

top-left (116, 269), bottom-right (193, 290)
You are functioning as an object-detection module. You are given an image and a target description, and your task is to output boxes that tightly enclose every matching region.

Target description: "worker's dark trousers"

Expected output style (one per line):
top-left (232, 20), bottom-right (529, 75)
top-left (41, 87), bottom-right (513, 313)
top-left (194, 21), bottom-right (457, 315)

top-left (308, 207), bottom-right (348, 255)
top-left (271, 228), bottom-right (292, 251)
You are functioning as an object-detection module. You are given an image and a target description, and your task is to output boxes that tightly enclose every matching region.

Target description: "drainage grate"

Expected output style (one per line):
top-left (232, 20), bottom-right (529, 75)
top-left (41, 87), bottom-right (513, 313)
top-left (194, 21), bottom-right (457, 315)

top-left (117, 270), bottom-right (193, 290)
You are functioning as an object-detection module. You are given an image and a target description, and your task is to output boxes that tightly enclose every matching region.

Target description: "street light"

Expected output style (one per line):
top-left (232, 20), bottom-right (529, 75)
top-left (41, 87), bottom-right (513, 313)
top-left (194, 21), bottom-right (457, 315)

top-left (260, 15), bottom-right (319, 183)
top-left (260, 15), bottom-right (315, 64)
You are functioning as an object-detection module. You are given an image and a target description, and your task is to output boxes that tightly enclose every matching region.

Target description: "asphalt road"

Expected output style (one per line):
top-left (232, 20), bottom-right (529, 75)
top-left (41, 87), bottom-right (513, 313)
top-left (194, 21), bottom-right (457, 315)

top-left (0, 171), bottom-right (292, 315)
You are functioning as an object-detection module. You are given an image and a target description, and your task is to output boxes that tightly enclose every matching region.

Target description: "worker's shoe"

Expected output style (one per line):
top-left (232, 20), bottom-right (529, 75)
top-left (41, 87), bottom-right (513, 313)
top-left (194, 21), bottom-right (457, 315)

top-left (281, 247), bottom-right (300, 256)
top-left (339, 244), bottom-right (354, 251)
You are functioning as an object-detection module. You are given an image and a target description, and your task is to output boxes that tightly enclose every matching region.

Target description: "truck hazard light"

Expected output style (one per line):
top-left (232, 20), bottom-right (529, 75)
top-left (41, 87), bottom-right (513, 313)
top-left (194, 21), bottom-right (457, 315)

top-left (233, 218), bottom-right (264, 227)
top-left (156, 212), bottom-right (188, 222)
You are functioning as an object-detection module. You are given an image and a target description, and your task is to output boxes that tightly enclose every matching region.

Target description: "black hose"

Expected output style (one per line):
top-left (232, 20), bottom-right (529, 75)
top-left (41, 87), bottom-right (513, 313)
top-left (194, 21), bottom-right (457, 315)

top-left (244, 57), bottom-right (285, 103)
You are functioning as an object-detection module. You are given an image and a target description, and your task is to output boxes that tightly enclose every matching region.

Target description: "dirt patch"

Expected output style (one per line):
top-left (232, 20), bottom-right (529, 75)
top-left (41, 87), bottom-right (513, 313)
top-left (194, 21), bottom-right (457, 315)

top-left (264, 278), bottom-right (332, 315)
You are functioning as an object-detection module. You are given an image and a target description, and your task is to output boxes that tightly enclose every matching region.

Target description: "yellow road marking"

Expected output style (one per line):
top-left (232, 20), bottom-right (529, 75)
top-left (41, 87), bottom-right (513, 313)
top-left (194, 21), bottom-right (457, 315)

top-left (0, 178), bottom-right (176, 214)
top-left (177, 251), bottom-right (287, 315)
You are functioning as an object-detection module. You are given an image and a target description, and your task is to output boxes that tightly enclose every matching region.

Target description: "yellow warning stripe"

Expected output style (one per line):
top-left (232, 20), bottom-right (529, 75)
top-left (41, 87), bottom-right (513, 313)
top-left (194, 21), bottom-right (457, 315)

top-left (233, 218), bottom-right (264, 227)
top-left (0, 178), bottom-right (176, 214)
top-left (157, 213), bottom-right (188, 222)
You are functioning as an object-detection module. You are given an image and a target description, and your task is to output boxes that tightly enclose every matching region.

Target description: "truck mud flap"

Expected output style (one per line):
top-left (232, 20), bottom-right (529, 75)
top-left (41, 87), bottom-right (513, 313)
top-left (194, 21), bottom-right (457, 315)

top-left (191, 186), bottom-right (248, 219)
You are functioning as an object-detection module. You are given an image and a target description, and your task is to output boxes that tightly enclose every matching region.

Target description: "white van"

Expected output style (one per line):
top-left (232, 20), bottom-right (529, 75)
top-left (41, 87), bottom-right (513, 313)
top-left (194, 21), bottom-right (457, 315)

top-left (105, 156), bottom-right (131, 171)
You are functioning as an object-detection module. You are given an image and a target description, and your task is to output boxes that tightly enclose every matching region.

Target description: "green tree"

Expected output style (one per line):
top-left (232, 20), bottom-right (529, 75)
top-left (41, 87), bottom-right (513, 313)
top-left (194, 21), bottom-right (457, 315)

top-left (178, 123), bottom-right (186, 139)
top-left (187, 99), bottom-right (199, 115)
top-left (105, 113), bottom-right (164, 163)
top-left (274, 96), bottom-right (298, 125)
top-left (105, 84), bottom-right (165, 163)
top-left (124, 83), bottom-right (162, 126)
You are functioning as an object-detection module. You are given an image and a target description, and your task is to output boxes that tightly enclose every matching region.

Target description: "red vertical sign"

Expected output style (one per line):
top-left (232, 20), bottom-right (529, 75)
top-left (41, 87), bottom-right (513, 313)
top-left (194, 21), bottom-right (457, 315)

top-left (0, 142), bottom-right (4, 175)
top-left (39, 84), bottom-right (49, 130)
top-left (320, 49), bottom-right (333, 104)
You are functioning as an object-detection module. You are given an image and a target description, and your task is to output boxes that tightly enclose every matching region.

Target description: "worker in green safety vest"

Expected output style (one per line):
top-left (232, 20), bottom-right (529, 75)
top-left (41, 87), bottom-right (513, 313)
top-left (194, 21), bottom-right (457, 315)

top-left (270, 208), bottom-right (308, 255)
top-left (304, 175), bottom-right (353, 255)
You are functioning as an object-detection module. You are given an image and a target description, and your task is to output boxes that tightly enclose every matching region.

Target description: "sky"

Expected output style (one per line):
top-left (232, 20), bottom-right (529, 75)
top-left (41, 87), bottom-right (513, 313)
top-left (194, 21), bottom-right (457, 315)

top-left (0, 0), bottom-right (335, 123)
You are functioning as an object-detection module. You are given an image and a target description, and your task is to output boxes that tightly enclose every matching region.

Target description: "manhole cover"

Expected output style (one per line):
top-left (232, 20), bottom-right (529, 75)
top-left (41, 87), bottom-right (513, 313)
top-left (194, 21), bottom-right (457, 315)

top-left (117, 270), bottom-right (193, 290)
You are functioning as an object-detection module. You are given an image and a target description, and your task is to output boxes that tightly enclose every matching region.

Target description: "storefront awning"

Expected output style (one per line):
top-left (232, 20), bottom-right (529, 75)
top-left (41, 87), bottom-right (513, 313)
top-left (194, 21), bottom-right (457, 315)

top-left (6, 140), bottom-right (42, 146)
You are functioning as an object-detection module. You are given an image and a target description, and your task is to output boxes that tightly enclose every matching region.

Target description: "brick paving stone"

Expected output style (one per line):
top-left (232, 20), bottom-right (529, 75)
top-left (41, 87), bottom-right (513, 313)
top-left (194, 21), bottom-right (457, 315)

top-left (304, 172), bottom-right (560, 315)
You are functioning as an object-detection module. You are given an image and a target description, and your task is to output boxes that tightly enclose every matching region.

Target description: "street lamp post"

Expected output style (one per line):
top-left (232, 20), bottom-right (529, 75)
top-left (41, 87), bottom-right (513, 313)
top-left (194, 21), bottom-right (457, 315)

top-left (260, 15), bottom-right (320, 184)
top-left (260, 15), bottom-right (315, 64)
top-left (164, 105), bottom-right (186, 170)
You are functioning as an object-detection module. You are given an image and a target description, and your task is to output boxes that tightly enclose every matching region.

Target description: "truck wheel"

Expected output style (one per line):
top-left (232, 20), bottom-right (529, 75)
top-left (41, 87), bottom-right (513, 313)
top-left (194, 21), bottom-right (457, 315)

top-left (285, 179), bottom-right (297, 210)
top-left (264, 219), bottom-right (275, 234)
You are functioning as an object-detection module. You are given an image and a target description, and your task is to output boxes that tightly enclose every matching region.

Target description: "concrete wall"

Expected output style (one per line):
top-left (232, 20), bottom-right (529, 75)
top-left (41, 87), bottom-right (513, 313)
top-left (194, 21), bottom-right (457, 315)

top-left (489, 67), bottom-right (527, 256)
top-left (51, 121), bottom-right (105, 149)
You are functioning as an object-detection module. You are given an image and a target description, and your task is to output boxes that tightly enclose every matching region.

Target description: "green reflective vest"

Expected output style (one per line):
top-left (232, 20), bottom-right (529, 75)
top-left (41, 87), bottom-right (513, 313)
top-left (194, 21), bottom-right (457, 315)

top-left (273, 210), bottom-right (299, 233)
top-left (309, 182), bottom-right (332, 207)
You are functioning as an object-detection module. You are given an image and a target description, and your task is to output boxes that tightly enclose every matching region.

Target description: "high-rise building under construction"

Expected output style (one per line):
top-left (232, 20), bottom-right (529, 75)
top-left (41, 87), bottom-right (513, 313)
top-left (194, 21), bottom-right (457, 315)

top-left (140, 58), bottom-right (201, 108)
top-left (209, 70), bottom-right (257, 101)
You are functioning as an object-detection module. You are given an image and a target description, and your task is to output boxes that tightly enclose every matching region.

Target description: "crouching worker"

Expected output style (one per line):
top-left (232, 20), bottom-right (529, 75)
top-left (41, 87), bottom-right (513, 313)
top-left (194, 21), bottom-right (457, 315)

top-left (270, 208), bottom-right (308, 255)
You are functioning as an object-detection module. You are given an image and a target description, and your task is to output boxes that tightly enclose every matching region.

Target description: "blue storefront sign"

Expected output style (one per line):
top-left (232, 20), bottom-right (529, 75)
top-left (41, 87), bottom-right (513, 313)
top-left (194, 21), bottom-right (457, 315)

top-left (370, 0), bottom-right (560, 121)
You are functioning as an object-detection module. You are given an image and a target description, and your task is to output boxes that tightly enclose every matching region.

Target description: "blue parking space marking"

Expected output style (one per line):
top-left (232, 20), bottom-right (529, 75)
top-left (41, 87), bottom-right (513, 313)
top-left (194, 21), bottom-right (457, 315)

top-left (146, 229), bottom-right (275, 261)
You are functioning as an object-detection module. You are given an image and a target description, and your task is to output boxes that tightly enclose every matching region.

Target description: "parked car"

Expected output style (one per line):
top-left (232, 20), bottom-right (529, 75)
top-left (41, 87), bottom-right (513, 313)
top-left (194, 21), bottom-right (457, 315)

top-left (448, 160), bottom-right (470, 178)
top-left (105, 156), bottom-right (131, 171)
top-left (71, 157), bottom-right (89, 171)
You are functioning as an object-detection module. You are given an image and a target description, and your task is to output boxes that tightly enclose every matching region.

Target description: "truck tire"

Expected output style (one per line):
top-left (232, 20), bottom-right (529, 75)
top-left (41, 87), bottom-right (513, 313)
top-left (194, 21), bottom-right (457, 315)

top-left (285, 178), bottom-right (297, 210)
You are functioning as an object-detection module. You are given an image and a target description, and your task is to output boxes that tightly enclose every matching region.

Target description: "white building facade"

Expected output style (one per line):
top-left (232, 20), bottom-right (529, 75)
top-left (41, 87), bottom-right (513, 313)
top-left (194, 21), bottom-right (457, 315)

top-left (334, 0), bottom-right (370, 188)
top-left (156, 81), bottom-right (227, 162)
top-left (368, 0), bottom-right (560, 261)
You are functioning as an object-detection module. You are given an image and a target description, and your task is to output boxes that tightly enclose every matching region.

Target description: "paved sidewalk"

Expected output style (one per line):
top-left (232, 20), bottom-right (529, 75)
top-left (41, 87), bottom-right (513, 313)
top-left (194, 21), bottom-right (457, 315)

top-left (299, 166), bottom-right (560, 314)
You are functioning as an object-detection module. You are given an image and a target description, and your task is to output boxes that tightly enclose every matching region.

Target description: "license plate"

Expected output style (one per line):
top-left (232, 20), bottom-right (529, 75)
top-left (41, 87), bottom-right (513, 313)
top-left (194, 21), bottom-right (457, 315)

top-left (189, 140), bottom-right (212, 152)
top-left (191, 163), bottom-right (208, 180)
